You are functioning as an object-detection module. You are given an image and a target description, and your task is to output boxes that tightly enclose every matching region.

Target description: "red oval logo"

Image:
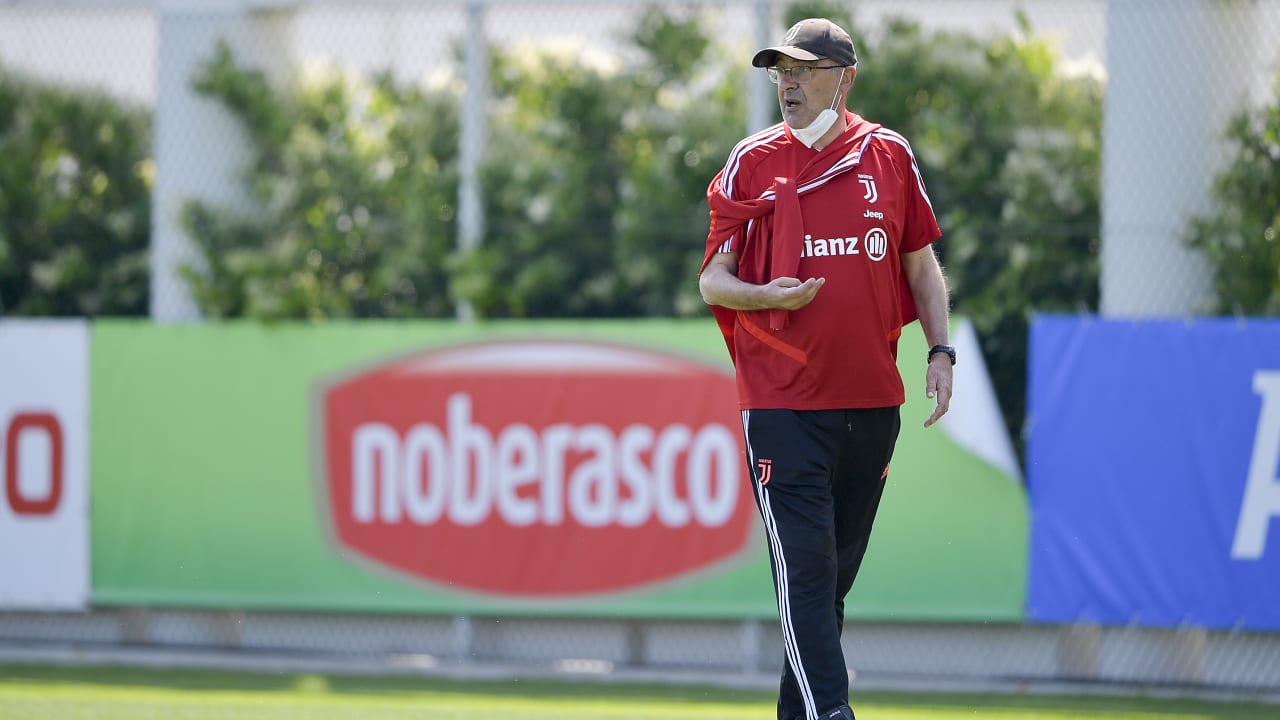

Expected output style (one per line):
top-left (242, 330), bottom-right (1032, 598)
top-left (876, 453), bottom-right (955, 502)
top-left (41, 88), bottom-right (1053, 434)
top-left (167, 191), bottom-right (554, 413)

top-left (316, 339), bottom-right (755, 597)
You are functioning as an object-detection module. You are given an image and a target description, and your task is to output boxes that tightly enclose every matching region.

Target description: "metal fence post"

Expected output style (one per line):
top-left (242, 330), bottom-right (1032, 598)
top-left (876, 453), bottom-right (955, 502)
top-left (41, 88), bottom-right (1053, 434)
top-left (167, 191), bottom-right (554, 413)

top-left (747, 0), bottom-right (774, 132)
top-left (150, 6), bottom-right (295, 323)
top-left (455, 0), bottom-right (488, 322)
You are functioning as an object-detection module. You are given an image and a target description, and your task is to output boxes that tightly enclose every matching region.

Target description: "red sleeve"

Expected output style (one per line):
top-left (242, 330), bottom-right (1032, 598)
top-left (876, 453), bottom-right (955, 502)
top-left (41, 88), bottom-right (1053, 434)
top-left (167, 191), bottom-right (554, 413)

top-left (876, 131), bottom-right (939, 326)
top-left (893, 136), bottom-right (942, 254)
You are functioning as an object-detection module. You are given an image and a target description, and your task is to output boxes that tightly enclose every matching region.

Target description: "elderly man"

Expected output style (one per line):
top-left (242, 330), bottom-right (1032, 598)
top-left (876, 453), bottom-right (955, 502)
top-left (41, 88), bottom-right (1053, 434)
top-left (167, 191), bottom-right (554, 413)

top-left (698, 18), bottom-right (954, 720)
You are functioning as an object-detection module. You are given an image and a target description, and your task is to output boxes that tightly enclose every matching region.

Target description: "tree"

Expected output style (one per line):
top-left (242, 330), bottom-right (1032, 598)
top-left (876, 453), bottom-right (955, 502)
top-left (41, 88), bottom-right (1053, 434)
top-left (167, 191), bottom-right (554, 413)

top-left (1187, 71), bottom-right (1280, 315)
top-left (0, 67), bottom-right (151, 316)
top-left (452, 7), bottom-right (741, 318)
top-left (181, 43), bottom-right (460, 319)
top-left (846, 13), bottom-right (1103, 455)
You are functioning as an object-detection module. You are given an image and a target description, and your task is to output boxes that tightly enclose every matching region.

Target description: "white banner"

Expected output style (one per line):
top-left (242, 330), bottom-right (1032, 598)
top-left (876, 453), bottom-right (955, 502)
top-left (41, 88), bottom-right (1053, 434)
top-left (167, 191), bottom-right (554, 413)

top-left (0, 319), bottom-right (89, 610)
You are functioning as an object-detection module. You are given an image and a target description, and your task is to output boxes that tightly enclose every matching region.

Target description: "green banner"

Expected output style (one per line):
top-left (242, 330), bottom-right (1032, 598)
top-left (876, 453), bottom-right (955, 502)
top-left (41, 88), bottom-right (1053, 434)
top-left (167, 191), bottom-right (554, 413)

top-left (90, 318), bottom-right (1025, 621)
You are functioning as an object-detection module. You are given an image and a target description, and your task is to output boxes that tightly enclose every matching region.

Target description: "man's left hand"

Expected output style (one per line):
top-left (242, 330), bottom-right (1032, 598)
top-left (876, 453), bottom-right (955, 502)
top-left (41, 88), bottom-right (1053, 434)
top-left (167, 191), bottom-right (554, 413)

top-left (923, 357), bottom-right (953, 427)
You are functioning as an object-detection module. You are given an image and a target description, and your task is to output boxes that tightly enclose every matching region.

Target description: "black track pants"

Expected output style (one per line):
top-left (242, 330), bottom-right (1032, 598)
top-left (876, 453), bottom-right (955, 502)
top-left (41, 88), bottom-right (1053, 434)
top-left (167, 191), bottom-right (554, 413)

top-left (741, 407), bottom-right (901, 720)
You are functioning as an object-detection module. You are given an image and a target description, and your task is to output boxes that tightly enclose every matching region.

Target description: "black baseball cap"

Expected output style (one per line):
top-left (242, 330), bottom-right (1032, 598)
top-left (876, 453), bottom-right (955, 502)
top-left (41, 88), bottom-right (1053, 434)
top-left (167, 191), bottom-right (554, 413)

top-left (751, 18), bottom-right (858, 68)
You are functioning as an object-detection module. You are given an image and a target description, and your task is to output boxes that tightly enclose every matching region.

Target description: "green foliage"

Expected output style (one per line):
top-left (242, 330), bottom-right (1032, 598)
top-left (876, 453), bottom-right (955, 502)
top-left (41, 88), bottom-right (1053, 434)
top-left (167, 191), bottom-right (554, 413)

top-left (613, 59), bottom-right (746, 318)
top-left (186, 15), bottom-right (741, 321)
top-left (847, 16), bottom-right (1102, 453)
top-left (0, 67), bottom-right (151, 316)
top-left (1187, 72), bottom-right (1280, 315)
top-left (631, 7), bottom-right (711, 85)
top-left (182, 43), bottom-right (460, 319)
top-left (782, 1), bottom-right (855, 34)
top-left (453, 7), bottom-right (741, 318)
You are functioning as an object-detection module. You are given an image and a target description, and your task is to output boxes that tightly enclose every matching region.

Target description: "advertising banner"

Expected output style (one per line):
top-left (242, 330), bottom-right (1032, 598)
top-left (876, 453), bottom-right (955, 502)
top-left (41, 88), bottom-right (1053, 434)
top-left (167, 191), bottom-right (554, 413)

top-left (0, 319), bottom-right (90, 610)
top-left (318, 338), bottom-right (755, 598)
top-left (1027, 316), bottom-right (1280, 630)
top-left (91, 319), bottom-right (1025, 620)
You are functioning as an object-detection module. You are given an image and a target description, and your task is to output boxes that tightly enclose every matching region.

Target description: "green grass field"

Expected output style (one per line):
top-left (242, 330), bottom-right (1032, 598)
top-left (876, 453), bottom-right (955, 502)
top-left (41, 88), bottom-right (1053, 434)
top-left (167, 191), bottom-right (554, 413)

top-left (1, 664), bottom-right (1276, 720)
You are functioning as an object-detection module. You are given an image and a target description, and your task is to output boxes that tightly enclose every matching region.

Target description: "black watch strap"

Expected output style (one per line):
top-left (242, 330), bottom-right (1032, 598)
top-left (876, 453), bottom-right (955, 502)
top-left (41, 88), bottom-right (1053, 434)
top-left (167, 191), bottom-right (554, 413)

top-left (928, 344), bottom-right (956, 366)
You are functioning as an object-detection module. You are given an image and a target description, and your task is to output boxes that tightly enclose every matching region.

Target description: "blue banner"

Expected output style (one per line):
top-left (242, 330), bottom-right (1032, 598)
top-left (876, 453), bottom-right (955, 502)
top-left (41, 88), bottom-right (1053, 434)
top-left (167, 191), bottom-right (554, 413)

top-left (1027, 316), bottom-right (1280, 630)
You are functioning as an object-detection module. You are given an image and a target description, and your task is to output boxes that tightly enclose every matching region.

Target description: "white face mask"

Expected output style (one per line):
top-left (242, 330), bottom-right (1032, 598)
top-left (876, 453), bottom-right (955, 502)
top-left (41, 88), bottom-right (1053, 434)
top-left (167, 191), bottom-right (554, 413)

top-left (787, 68), bottom-right (846, 148)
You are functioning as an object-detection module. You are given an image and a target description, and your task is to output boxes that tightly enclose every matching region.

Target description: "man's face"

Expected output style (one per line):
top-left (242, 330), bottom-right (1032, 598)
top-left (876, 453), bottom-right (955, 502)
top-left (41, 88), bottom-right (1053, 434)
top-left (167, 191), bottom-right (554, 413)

top-left (774, 58), bottom-right (846, 129)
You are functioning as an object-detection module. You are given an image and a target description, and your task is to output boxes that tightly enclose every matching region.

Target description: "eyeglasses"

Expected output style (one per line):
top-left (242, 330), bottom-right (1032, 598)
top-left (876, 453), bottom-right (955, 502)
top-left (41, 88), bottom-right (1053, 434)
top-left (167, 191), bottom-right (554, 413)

top-left (766, 65), bottom-right (844, 84)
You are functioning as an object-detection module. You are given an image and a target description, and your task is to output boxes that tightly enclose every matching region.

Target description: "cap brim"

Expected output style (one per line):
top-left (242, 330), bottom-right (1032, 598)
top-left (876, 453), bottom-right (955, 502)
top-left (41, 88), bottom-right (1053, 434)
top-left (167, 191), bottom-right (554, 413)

top-left (751, 46), bottom-right (822, 68)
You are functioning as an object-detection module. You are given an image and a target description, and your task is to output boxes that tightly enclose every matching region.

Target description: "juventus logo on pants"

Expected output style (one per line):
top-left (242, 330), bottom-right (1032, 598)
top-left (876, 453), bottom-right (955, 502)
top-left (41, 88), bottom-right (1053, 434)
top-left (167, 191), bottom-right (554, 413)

top-left (757, 458), bottom-right (773, 486)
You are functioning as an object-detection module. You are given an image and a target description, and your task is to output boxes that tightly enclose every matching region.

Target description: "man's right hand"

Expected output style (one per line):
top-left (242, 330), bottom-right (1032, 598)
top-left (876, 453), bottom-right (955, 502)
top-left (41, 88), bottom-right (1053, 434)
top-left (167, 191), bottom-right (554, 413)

top-left (763, 276), bottom-right (825, 310)
top-left (700, 251), bottom-right (825, 311)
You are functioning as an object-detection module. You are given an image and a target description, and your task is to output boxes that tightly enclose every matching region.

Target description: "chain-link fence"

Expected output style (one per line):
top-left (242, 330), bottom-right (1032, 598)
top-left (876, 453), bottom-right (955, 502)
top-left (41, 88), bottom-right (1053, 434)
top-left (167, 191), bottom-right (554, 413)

top-left (3, 0), bottom-right (1280, 697)
top-left (0, 1), bottom-right (1109, 105)
top-left (1, 0), bottom-right (1124, 320)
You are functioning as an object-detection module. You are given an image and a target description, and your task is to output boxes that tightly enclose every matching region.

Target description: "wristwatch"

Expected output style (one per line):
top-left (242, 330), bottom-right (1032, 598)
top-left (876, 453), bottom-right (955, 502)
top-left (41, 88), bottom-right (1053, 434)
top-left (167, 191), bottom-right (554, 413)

top-left (928, 344), bottom-right (956, 366)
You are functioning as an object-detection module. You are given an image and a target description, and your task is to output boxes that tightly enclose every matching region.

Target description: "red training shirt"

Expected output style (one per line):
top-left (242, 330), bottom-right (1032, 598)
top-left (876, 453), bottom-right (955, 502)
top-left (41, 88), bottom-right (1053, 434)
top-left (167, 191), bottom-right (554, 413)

top-left (709, 113), bottom-right (941, 410)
